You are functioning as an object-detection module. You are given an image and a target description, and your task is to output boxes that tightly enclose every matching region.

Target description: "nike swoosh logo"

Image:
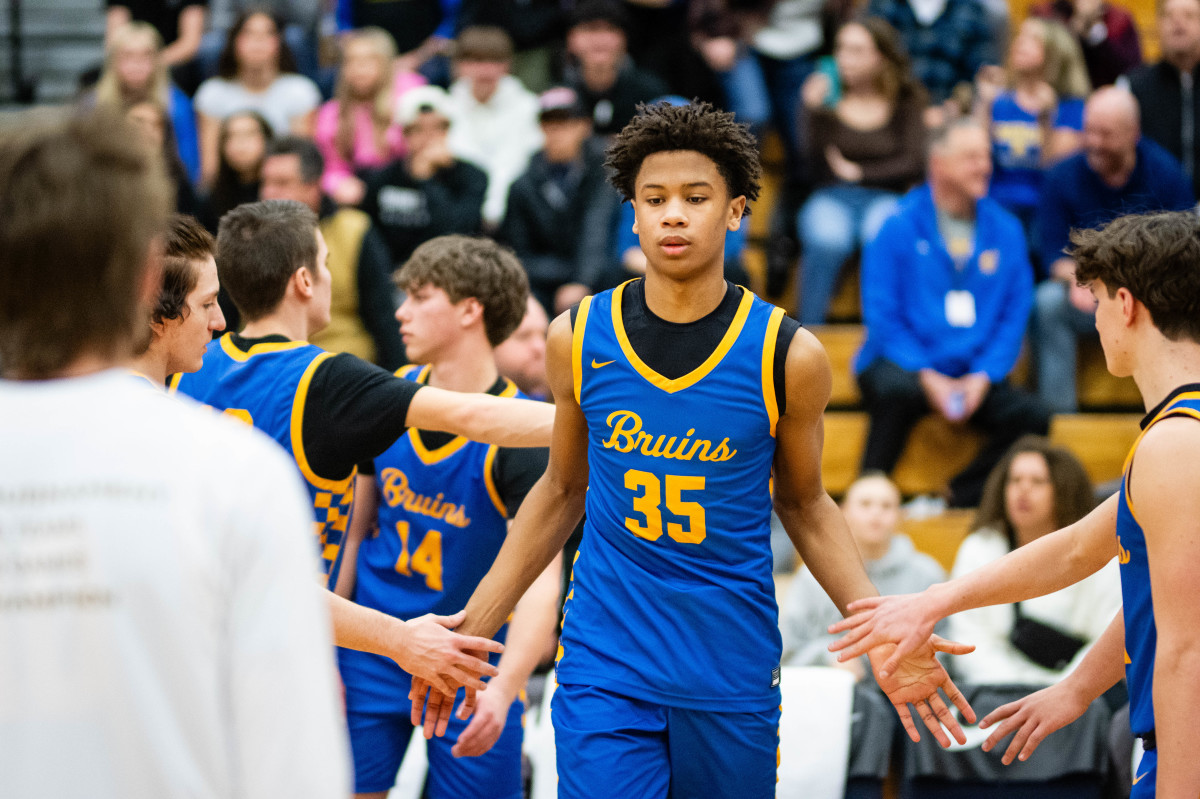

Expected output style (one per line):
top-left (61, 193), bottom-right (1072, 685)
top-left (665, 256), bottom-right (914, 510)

top-left (1132, 768), bottom-right (1147, 785)
top-left (591, 359), bottom-right (615, 369)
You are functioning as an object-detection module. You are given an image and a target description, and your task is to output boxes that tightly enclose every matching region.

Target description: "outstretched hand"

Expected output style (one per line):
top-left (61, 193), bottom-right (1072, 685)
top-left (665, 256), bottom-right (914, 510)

top-left (978, 681), bottom-right (1091, 764)
top-left (828, 592), bottom-right (945, 677)
top-left (869, 637), bottom-right (977, 747)
top-left (393, 611), bottom-right (503, 696)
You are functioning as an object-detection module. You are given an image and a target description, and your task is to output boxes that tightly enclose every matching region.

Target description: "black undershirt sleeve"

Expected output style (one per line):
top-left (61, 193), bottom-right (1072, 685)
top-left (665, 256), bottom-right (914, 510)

top-left (493, 445), bottom-right (550, 518)
top-left (302, 353), bottom-right (421, 481)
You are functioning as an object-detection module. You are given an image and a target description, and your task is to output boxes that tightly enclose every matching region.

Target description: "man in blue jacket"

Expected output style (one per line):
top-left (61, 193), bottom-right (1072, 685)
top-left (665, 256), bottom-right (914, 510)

top-left (856, 118), bottom-right (1050, 507)
top-left (1032, 87), bottom-right (1195, 413)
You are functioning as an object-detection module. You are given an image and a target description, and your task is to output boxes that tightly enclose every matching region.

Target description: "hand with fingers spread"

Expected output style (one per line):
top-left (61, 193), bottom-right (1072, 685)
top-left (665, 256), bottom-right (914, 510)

top-left (868, 638), bottom-right (977, 746)
top-left (391, 611), bottom-right (503, 695)
top-left (828, 591), bottom-right (948, 677)
top-left (978, 681), bottom-right (1092, 764)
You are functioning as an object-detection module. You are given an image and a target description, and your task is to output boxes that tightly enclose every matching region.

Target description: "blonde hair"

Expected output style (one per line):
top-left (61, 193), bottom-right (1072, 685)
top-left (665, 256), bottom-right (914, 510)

top-left (1009, 18), bottom-right (1091, 99)
top-left (334, 27), bottom-right (398, 163)
top-left (95, 22), bottom-right (170, 109)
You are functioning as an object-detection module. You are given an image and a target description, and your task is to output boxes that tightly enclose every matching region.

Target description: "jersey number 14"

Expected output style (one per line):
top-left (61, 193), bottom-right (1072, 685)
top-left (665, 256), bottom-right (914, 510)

top-left (393, 520), bottom-right (443, 591)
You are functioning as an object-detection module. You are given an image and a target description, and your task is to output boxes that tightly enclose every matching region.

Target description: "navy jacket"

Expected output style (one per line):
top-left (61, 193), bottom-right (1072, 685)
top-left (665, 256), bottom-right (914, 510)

top-left (1036, 138), bottom-right (1194, 268)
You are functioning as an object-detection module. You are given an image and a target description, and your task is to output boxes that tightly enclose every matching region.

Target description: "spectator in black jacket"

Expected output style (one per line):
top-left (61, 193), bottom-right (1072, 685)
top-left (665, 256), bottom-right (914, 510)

top-left (561, 1), bottom-right (670, 137)
top-left (500, 86), bottom-right (622, 314)
top-left (360, 85), bottom-right (489, 269)
top-left (1121, 0), bottom-right (1200, 195)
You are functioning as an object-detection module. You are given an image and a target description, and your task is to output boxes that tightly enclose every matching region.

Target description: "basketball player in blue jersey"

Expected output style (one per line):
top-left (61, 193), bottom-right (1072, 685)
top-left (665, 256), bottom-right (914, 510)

top-left (171, 201), bottom-right (553, 697)
top-left (136, 216), bottom-right (507, 694)
top-left (408, 101), bottom-right (976, 798)
top-left (132, 215), bottom-right (226, 386)
top-left (334, 235), bottom-right (560, 799)
top-left (827, 211), bottom-right (1200, 797)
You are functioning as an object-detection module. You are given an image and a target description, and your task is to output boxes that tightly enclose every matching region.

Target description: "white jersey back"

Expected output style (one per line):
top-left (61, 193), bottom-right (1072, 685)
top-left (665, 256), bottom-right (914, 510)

top-left (0, 371), bottom-right (350, 799)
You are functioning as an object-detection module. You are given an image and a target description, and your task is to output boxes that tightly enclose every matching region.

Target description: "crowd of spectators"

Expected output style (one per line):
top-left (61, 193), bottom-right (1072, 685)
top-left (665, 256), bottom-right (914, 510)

top-left (60, 0), bottom-right (1191, 791)
top-left (80, 0), bottom-right (1200, 516)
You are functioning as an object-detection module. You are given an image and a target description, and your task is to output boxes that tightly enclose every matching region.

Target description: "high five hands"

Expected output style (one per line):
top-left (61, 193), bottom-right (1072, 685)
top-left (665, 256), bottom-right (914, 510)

top-left (827, 592), bottom-right (981, 745)
top-left (865, 636), bottom-right (978, 745)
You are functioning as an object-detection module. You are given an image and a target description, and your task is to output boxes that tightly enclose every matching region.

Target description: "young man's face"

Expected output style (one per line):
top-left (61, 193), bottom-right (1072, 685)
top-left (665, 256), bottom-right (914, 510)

top-left (841, 476), bottom-right (901, 553)
top-left (260, 154), bottom-right (321, 214)
top-left (161, 256), bottom-right (224, 375)
top-left (307, 229), bottom-right (333, 334)
top-left (395, 283), bottom-right (470, 365)
top-left (631, 150), bottom-right (745, 282)
top-left (1091, 279), bottom-right (1133, 377)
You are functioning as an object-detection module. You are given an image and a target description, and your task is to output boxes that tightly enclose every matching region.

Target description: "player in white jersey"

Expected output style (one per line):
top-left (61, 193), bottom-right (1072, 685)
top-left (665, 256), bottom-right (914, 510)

top-left (0, 109), bottom-right (348, 797)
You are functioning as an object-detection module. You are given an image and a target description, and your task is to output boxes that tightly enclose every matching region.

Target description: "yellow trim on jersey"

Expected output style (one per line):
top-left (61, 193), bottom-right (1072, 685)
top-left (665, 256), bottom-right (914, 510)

top-left (405, 374), bottom-right (519, 465)
top-left (612, 281), bottom-right (755, 394)
top-left (572, 295), bottom-right (594, 405)
top-left (761, 307), bottom-right (785, 438)
top-left (407, 427), bottom-right (471, 464)
top-left (483, 444), bottom-right (507, 517)
top-left (1121, 391), bottom-right (1200, 525)
top-left (290, 350), bottom-right (353, 492)
top-left (396, 363), bottom-right (430, 382)
top-left (218, 332), bottom-right (311, 362)
top-left (166, 372), bottom-right (183, 392)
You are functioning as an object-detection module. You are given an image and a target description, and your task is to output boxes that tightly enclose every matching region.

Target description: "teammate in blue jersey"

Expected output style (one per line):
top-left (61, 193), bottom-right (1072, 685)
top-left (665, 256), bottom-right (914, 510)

top-left (171, 200), bottom-right (554, 698)
top-left (334, 235), bottom-right (560, 799)
top-left (132, 215), bottom-right (226, 387)
top-left (409, 101), bottom-right (975, 797)
top-left (828, 211), bottom-right (1200, 797)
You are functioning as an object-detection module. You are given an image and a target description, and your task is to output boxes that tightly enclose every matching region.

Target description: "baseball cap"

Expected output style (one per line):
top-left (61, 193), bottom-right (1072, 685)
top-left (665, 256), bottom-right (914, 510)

top-left (395, 85), bottom-right (454, 128)
top-left (538, 87), bottom-right (589, 122)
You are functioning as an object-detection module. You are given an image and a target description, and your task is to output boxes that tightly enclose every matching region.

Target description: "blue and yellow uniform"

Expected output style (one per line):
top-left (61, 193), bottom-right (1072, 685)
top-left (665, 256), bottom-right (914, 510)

top-left (555, 281), bottom-right (787, 798)
top-left (1117, 385), bottom-right (1200, 798)
top-left (171, 335), bottom-right (354, 585)
top-left (338, 365), bottom-right (527, 798)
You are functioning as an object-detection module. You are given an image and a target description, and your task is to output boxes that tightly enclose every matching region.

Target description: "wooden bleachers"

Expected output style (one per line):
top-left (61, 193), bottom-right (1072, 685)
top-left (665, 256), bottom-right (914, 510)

top-left (899, 510), bottom-right (977, 574)
top-left (813, 324), bottom-right (1143, 499)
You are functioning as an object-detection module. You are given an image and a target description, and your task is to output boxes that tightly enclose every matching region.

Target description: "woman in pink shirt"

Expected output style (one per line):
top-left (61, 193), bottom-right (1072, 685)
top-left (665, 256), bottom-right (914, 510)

top-left (316, 27), bottom-right (427, 206)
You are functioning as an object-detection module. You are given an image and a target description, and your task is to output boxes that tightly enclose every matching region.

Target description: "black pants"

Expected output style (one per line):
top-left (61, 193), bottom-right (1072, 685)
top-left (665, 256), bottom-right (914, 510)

top-left (857, 359), bottom-right (1050, 506)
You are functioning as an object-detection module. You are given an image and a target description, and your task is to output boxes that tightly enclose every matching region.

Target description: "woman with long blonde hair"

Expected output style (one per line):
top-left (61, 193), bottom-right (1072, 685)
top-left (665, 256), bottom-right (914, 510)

top-left (975, 17), bottom-right (1091, 242)
top-left (315, 27), bottom-right (426, 207)
top-left (90, 21), bottom-right (200, 184)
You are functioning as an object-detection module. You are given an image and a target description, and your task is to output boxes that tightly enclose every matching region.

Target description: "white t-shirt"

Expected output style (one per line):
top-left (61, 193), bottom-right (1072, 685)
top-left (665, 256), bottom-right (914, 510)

top-left (194, 74), bottom-right (321, 134)
top-left (946, 527), bottom-right (1122, 686)
top-left (0, 371), bottom-right (350, 799)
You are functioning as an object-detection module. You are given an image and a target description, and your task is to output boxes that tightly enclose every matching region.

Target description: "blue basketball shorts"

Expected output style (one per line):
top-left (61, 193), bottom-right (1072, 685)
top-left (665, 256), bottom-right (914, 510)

top-left (346, 691), bottom-right (523, 798)
top-left (551, 681), bottom-right (780, 799)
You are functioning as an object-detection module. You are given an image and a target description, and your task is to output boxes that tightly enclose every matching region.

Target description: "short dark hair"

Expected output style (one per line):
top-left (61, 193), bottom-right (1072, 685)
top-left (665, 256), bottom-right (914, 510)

top-left (455, 26), bottom-right (514, 62)
top-left (396, 235), bottom-right (529, 346)
top-left (265, 136), bottom-right (324, 184)
top-left (217, 9), bottom-right (298, 80)
top-left (606, 100), bottom-right (761, 215)
top-left (154, 214), bottom-right (216, 325)
top-left (216, 199), bottom-right (318, 322)
top-left (972, 435), bottom-right (1096, 548)
top-left (1071, 210), bottom-right (1200, 343)
top-left (0, 108), bottom-right (170, 377)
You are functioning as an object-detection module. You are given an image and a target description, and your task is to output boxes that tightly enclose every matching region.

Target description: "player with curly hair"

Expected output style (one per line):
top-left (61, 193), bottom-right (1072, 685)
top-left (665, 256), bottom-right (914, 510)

top-left (411, 101), bottom-right (975, 797)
